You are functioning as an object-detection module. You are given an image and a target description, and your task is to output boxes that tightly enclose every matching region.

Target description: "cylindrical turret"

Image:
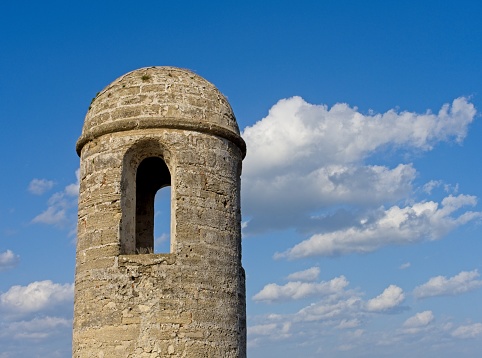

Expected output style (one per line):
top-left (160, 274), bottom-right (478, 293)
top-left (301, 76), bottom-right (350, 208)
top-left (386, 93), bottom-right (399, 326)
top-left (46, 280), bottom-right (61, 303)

top-left (73, 67), bottom-right (246, 358)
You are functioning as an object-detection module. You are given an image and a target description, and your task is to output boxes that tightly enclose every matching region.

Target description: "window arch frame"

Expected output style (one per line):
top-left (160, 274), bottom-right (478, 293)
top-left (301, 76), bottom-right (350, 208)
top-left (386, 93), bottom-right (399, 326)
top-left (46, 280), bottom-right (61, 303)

top-left (120, 139), bottom-right (174, 255)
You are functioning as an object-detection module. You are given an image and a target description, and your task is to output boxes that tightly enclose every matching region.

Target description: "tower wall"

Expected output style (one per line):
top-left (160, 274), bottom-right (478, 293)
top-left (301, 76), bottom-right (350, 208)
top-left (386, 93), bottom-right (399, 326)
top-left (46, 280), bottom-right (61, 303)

top-left (73, 67), bottom-right (246, 358)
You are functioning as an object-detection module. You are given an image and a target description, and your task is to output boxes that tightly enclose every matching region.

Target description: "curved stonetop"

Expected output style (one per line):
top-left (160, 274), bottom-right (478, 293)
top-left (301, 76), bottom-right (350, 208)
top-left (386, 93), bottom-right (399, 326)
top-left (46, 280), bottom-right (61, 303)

top-left (76, 66), bottom-right (246, 157)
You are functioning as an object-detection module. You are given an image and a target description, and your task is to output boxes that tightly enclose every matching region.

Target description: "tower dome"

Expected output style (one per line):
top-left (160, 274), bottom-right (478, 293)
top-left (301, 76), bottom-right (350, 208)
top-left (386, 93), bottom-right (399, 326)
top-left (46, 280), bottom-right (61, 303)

top-left (76, 66), bottom-right (246, 157)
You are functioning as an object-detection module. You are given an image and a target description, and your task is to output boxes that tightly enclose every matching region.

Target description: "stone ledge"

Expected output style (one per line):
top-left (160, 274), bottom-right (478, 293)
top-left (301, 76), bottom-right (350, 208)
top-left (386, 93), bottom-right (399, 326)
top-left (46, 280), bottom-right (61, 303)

top-left (76, 118), bottom-right (246, 158)
top-left (118, 253), bottom-right (176, 266)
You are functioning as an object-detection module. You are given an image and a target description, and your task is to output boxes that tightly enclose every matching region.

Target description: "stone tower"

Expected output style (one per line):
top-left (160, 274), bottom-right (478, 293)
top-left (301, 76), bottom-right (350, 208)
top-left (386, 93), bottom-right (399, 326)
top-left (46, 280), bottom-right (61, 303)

top-left (73, 67), bottom-right (246, 357)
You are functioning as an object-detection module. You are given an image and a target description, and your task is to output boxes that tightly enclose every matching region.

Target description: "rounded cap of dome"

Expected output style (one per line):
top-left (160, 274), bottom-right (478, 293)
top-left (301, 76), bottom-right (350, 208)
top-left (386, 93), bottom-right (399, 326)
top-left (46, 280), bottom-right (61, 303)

top-left (76, 66), bottom-right (245, 157)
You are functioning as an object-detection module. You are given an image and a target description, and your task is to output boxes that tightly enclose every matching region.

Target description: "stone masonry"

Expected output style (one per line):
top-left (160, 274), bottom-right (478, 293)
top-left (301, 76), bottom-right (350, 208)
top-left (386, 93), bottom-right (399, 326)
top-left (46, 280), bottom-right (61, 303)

top-left (73, 67), bottom-right (246, 357)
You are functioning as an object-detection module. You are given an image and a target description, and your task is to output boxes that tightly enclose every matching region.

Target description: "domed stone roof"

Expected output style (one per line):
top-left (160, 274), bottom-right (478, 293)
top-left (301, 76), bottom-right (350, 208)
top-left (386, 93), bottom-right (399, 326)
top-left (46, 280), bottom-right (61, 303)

top-left (76, 66), bottom-right (245, 156)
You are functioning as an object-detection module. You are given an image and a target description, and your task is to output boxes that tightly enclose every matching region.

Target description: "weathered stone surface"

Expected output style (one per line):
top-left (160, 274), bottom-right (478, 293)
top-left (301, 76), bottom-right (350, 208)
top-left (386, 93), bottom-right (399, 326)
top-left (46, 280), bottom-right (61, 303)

top-left (73, 67), bottom-right (246, 357)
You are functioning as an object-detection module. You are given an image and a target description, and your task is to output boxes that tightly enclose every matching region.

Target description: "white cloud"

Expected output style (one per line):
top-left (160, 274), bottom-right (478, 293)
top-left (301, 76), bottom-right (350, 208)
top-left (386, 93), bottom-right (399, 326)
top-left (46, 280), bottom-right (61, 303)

top-left (248, 277), bottom-right (478, 356)
top-left (286, 267), bottom-right (320, 282)
top-left (0, 250), bottom-right (19, 272)
top-left (0, 316), bottom-right (71, 340)
top-left (413, 270), bottom-right (482, 299)
top-left (262, 284), bottom-right (365, 327)
top-left (32, 205), bottom-right (67, 225)
top-left (295, 295), bottom-right (363, 322)
top-left (0, 280), bottom-right (73, 314)
top-left (32, 169), bottom-right (79, 227)
top-left (337, 318), bottom-right (361, 329)
top-left (248, 323), bottom-right (278, 336)
top-left (241, 96), bottom-right (476, 235)
top-left (444, 183), bottom-right (459, 194)
top-left (28, 179), bottom-right (54, 195)
top-left (248, 322), bottom-right (292, 348)
top-left (155, 233), bottom-right (169, 245)
top-left (452, 323), bottom-right (482, 339)
top-left (366, 285), bottom-right (405, 312)
top-left (240, 97), bottom-right (480, 358)
top-left (403, 311), bottom-right (434, 328)
top-left (422, 180), bottom-right (442, 194)
top-left (276, 194), bottom-right (481, 259)
top-left (64, 169), bottom-right (80, 197)
top-left (399, 262), bottom-right (411, 270)
top-left (253, 276), bottom-right (348, 302)
top-left (243, 96), bottom-right (474, 176)
top-left (247, 278), bottom-right (468, 354)
top-left (244, 162), bottom-right (417, 234)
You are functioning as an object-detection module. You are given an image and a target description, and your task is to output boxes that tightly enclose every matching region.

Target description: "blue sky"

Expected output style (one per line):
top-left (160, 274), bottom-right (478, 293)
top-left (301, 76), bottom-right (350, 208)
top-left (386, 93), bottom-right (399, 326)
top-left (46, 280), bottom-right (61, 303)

top-left (1, 1), bottom-right (482, 357)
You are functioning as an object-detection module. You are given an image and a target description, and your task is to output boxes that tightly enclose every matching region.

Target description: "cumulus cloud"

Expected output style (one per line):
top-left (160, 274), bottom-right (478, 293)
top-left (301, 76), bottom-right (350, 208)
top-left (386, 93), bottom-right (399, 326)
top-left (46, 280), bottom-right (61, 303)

top-left (243, 96), bottom-right (474, 175)
top-left (365, 285), bottom-right (405, 312)
top-left (28, 179), bottom-right (54, 195)
top-left (249, 278), bottom-right (476, 355)
top-left (244, 162), bottom-right (417, 234)
top-left (403, 311), bottom-right (434, 328)
top-left (286, 267), bottom-right (320, 282)
top-left (242, 96), bottom-right (476, 234)
top-left (32, 169), bottom-right (79, 227)
top-left (276, 194), bottom-right (481, 259)
top-left (413, 270), bottom-right (482, 299)
top-left (253, 276), bottom-right (348, 302)
top-left (452, 323), bottom-right (482, 339)
top-left (0, 280), bottom-right (74, 314)
top-left (252, 274), bottom-right (408, 335)
top-left (0, 250), bottom-right (19, 272)
top-left (0, 281), bottom-right (73, 355)
top-left (247, 278), bottom-right (440, 352)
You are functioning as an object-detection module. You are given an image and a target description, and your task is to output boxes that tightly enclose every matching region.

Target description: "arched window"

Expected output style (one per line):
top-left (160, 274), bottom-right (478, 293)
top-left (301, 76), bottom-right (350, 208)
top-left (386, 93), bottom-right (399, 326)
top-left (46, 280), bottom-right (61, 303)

top-left (135, 157), bottom-right (171, 254)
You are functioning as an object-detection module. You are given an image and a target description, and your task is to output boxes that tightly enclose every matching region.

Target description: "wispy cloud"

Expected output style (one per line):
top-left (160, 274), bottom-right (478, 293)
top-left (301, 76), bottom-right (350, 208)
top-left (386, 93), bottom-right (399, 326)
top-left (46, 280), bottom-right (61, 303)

top-left (422, 180), bottom-right (442, 194)
top-left (403, 311), bottom-right (434, 329)
top-left (286, 266), bottom-right (320, 282)
top-left (0, 316), bottom-right (71, 340)
top-left (32, 204), bottom-right (67, 226)
top-left (64, 169), bottom-right (80, 197)
top-left (413, 270), bottom-right (482, 299)
top-left (28, 179), bottom-right (54, 195)
top-left (452, 323), bottom-right (482, 339)
top-left (31, 169), bottom-right (79, 228)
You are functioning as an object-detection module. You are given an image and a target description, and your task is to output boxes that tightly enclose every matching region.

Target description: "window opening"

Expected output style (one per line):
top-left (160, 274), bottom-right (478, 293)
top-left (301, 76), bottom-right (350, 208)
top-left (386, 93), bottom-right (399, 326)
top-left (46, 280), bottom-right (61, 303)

top-left (154, 186), bottom-right (171, 253)
top-left (135, 157), bottom-right (170, 254)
